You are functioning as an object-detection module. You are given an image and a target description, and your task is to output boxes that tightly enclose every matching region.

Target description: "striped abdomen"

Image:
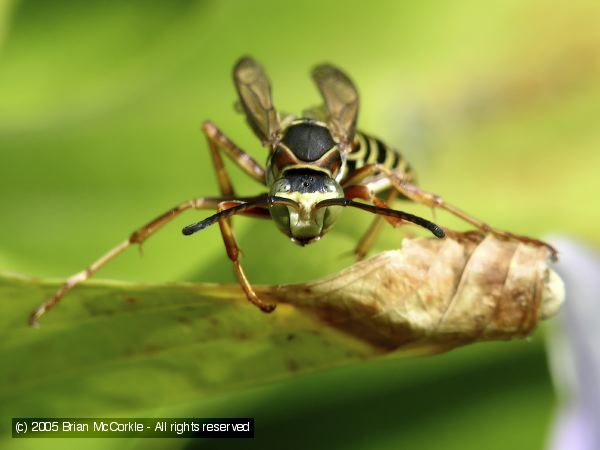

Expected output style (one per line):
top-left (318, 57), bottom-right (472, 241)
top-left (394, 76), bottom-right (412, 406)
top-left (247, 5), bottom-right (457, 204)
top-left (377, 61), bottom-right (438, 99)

top-left (342, 131), bottom-right (416, 191)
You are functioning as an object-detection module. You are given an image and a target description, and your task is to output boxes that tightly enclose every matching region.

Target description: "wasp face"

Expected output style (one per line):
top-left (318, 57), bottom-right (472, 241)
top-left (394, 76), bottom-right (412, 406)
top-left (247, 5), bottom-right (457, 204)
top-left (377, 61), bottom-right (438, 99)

top-left (269, 169), bottom-right (344, 246)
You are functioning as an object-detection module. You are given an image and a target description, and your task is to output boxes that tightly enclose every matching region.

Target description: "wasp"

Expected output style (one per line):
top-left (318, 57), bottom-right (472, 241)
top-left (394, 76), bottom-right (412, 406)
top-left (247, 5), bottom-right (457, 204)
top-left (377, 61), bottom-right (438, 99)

top-left (30, 57), bottom-right (555, 325)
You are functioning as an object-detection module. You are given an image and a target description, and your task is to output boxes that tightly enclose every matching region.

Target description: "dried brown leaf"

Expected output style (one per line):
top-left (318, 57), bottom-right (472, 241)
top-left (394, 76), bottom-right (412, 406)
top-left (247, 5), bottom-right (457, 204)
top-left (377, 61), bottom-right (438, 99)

top-left (261, 235), bottom-right (564, 353)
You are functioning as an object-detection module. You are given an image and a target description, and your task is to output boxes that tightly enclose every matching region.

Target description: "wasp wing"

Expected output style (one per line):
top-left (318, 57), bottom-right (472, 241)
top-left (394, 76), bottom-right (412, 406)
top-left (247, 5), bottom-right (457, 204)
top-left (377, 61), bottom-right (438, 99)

top-left (233, 56), bottom-right (280, 145)
top-left (312, 64), bottom-right (359, 150)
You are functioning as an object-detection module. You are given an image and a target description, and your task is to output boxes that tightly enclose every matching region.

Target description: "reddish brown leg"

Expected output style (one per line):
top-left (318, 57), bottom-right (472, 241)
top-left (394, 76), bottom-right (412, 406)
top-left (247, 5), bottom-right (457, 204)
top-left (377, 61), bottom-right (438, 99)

top-left (216, 201), bottom-right (276, 313)
top-left (30, 196), bottom-right (236, 326)
top-left (344, 186), bottom-right (403, 225)
top-left (200, 122), bottom-right (272, 310)
top-left (202, 120), bottom-right (266, 189)
top-left (349, 189), bottom-right (399, 260)
top-left (346, 164), bottom-right (557, 258)
top-left (202, 121), bottom-right (267, 228)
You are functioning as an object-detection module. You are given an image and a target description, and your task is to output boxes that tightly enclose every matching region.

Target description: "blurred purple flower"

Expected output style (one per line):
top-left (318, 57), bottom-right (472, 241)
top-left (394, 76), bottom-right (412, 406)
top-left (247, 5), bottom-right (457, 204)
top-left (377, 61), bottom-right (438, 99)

top-left (547, 237), bottom-right (600, 450)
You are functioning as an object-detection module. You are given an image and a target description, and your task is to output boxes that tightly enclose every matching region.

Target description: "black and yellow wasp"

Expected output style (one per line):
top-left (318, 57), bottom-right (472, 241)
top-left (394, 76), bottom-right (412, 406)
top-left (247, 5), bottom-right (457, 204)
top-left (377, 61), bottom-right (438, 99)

top-left (30, 57), bottom-right (555, 324)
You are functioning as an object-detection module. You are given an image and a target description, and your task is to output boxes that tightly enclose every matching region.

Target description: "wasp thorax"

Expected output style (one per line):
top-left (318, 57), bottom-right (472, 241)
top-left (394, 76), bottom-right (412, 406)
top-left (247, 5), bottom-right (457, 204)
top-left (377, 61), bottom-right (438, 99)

top-left (282, 122), bottom-right (336, 162)
top-left (269, 169), bottom-right (343, 245)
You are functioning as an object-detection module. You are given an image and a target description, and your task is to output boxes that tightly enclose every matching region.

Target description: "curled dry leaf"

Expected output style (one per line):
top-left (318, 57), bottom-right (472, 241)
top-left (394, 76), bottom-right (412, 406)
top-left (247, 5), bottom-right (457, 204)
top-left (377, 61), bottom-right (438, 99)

top-left (260, 235), bottom-right (564, 353)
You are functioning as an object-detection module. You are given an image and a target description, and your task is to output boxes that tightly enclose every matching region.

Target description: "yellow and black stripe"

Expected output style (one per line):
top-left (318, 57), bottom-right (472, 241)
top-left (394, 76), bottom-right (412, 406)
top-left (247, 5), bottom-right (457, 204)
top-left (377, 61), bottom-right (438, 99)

top-left (343, 131), bottom-right (415, 188)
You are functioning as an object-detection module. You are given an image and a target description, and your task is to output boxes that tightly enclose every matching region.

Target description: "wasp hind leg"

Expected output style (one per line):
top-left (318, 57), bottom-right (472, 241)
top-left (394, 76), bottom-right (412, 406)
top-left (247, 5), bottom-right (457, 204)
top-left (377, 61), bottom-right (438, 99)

top-left (202, 120), bottom-right (267, 229)
top-left (201, 123), bottom-right (276, 311)
top-left (202, 120), bottom-right (266, 193)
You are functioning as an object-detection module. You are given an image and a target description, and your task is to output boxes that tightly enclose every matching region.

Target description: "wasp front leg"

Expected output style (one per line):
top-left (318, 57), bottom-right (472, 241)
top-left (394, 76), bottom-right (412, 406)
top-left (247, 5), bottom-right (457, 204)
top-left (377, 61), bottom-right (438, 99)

top-left (345, 164), bottom-right (558, 259)
top-left (344, 185), bottom-right (400, 260)
top-left (215, 201), bottom-right (276, 313)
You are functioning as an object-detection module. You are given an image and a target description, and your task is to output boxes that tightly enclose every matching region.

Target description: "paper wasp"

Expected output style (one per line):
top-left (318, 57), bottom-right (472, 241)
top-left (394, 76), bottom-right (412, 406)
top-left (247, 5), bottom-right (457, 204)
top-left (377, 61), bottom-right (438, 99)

top-left (30, 56), bottom-right (555, 325)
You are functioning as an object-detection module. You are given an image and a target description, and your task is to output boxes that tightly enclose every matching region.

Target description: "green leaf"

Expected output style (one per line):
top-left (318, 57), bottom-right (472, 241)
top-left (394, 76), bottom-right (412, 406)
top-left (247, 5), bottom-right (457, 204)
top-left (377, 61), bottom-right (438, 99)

top-left (2, 0), bottom-right (595, 448)
top-left (0, 235), bottom-right (562, 429)
top-left (0, 271), bottom-right (376, 422)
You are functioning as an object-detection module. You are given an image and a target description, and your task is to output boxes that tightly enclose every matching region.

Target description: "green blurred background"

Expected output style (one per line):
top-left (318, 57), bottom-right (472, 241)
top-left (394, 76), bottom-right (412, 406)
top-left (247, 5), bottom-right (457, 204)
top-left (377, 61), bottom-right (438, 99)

top-left (1, 0), bottom-right (599, 448)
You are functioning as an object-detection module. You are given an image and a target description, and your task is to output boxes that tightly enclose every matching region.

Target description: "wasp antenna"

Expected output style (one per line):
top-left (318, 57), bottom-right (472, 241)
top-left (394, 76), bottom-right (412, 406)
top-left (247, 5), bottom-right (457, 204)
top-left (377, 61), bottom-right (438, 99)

top-left (316, 198), bottom-right (445, 239)
top-left (182, 196), bottom-right (300, 236)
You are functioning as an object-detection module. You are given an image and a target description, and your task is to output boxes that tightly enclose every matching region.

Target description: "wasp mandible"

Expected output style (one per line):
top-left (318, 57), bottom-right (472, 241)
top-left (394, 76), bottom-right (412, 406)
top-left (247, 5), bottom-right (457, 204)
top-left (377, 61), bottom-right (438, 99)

top-left (30, 57), bottom-right (555, 325)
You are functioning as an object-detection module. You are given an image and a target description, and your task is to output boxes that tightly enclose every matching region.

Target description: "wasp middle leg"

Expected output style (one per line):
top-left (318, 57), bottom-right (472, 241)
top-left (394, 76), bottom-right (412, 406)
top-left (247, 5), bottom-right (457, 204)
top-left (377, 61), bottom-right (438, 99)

top-left (344, 164), bottom-right (558, 258)
top-left (29, 196), bottom-right (271, 326)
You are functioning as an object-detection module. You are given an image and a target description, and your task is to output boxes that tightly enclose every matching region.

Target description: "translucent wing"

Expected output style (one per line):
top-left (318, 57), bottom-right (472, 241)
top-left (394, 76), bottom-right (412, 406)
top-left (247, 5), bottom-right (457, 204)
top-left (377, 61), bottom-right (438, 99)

top-left (233, 56), bottom-right (280, 145)
top-left (312, 64), bottom-right (359, 149)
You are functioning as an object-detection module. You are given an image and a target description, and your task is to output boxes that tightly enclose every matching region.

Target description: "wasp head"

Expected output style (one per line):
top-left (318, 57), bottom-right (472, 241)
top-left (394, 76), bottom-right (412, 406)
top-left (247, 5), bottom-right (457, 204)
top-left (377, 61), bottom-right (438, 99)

top-left (269, 169), bottom-right (344, 246)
